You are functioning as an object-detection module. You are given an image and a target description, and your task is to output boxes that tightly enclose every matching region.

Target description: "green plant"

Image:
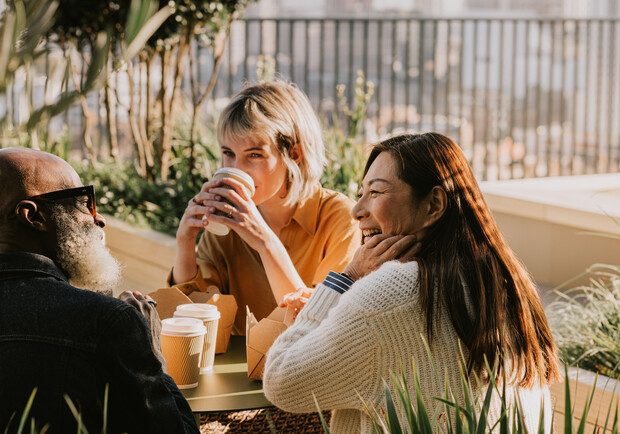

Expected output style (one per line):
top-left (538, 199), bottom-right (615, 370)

top-left (321, 70), bottom-right (374, 199)
top-left (547, 263), bottom-right (620, 380)
top-left (313, 362), bottom-right (619, 434)
top-left (72, 99), bottom-right (220, 236)
top-left (4, 385), bottom-right (111, 434)
top-left (117, 0), bottom-right (257, 181)
top-left (75, 159), bottom-right (189, 236)
top-left (0, 0), bottom-right (172, 162)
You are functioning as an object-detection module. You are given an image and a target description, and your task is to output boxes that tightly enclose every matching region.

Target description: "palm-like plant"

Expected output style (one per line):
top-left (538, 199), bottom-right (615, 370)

top-left (547, 263), bottom-right (620, 380)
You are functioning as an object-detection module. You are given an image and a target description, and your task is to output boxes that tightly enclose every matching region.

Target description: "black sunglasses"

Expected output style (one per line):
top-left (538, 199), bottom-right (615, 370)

top-left (26, 185), bottom-right (97, 219)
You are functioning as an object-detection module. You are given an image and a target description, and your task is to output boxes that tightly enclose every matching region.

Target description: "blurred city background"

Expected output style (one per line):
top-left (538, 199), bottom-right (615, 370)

top-left (3, 0), bottom-right (619, 181)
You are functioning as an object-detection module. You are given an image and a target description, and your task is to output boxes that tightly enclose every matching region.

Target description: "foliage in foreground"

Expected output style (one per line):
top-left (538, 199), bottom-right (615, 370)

top-left (314, 363), bottom-right (619, 434)
top-left (5, 385), bottom-right (109, 434)
top-left (73, 146), bottom-right (218, 236)
top-left (547, 263), bottom-right (620, 380)
top-left (9, 363), bottom-right (619, 434)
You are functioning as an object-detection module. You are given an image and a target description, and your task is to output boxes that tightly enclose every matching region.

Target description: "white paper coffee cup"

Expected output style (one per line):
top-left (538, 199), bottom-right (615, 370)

top-left (204, 168), bottom-right (255, 236)
top-left (174, 304), bottom-right (220, 372)
top-left (161, 317), bottom-right (206, 388)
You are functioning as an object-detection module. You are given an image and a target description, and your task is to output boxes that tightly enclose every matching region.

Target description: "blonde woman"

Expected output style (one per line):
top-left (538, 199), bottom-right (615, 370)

top-left (169, 81), bottom-right (360, 332)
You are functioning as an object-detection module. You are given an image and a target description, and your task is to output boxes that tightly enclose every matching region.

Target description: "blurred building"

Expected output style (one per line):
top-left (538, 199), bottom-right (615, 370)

top-left (245, 0), bottom-right (619, 17)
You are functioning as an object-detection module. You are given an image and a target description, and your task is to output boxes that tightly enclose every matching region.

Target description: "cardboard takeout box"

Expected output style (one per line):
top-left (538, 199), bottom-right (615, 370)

top-left (246, 305), bottom-right (294, 380)
top-left (149, 286), bottom-right (237, 354)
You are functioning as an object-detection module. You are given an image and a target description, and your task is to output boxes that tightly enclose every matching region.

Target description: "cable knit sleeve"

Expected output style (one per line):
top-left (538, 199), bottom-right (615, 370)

top-left (263, 284), bottom-right (381, 413)
top-left (263, 261), bottom-right (420, 415)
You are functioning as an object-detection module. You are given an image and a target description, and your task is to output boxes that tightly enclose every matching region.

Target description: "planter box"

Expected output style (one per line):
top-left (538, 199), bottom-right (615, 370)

top-left (104, 215), bottom-right (176, 296)
top-left (551, 369), bottom-right (620, 433)
top-left (480, 174), bottom-right (620, 292)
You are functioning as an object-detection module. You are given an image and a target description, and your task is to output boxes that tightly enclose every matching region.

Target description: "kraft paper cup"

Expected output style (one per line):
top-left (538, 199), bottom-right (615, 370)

top-left (174, 304), bottom-right (221, 372)
top-left (161, 317), bottom-right (206, 389)
top-left (204, 168), bottom-right (255, 236)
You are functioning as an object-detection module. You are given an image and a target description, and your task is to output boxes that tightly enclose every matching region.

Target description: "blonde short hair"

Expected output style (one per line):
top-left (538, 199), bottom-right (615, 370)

top-left (217, 80), bottom-right (326, 206)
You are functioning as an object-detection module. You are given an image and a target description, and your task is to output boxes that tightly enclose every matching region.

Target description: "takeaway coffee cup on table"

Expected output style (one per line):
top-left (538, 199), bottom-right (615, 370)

top-left (160, 317), bottom-right (206, 389)
top-left (203, 168), bottom-right (255, 236)
top-left (174, 303), bottom-right (220, 372)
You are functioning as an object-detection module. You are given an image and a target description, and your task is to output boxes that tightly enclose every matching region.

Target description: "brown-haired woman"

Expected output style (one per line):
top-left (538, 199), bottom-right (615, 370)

top-left (263, 132), bottom-right (559, 433)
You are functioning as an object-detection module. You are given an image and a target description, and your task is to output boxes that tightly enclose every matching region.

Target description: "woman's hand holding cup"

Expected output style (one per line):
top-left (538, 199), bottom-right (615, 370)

top-left (177, 178), bottom-right (224, 242)
top-left (205, 177), bottom-right (278, 254)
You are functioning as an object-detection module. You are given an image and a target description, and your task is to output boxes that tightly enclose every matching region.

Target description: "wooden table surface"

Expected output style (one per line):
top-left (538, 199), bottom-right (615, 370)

top-left (181, 335), bottom-right (272, 413)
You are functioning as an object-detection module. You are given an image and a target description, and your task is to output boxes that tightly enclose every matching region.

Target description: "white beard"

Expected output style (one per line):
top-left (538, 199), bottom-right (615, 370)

top-left (51, 207), bottom-right (122, 296)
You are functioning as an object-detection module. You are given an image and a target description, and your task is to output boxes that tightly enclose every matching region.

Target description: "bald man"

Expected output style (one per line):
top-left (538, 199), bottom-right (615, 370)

top-left (0, 148), bottom-right (199, 433)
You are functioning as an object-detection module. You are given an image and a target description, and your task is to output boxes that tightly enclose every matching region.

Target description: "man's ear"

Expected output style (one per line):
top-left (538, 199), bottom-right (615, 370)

top-left (14, 200), bottom-right (49, 232)
top-left (289, 143), bottom-right (303, 164)
top-left (422, 186), bottom-right (447, 228)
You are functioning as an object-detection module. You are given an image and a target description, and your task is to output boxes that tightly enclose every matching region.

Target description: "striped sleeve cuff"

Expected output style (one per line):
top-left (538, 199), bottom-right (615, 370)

top-left (322, 271), bottom-right (354, 294)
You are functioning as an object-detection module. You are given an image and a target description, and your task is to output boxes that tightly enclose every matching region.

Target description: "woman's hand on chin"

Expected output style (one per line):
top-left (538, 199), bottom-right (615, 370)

top-left (343, 234), bottom-right (420, 281)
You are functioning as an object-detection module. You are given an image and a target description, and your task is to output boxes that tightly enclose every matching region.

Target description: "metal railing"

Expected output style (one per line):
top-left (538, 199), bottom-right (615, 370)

top-left (222, 17), bottom-right (620, 180)
top-left (7, 17), bottom-right (620, 180)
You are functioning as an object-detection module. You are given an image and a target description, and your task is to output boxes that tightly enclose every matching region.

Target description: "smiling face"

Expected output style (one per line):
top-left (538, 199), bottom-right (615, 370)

top-left (352, 151), bottom-right (434, 244)
top-left (220, 138), bottom-right (289, 206)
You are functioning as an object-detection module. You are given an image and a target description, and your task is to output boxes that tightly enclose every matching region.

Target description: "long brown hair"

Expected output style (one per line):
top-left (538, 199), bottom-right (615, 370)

top-left (364, 133), bottom-right (560, 387)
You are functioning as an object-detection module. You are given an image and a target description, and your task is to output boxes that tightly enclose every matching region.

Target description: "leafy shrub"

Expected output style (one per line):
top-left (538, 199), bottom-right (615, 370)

top-left (315, 363), bottom-right (619, 434)
top-left (546, 263), bottom-right (620, 380)
top-left (320, 70), bottom-right (374, 199)
top-left (74, 149), bottom-right (217, 237)
top-left (73, 99), bottom-right (221, 236)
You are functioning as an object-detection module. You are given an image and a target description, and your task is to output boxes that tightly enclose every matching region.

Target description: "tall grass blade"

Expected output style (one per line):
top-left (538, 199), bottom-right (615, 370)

top-left (412, 370), bottom-right (434, 433)
top-left (264, 409), bottom-right (277, 434)
top-left (574, 380), bottom-right (596, 434)
top-left (124, 3), bottom-right (174, 60)
top-left (17, 388), bottom-right (37, 434)
top-left (390, 369), bottom-right (415, 431)
top-left (356, 390), bottom-right (384, 433)
top-left (421, 335), bottom-right (442, 385)
top-left (4, 413), bottom-right (16, 434)
top-left (382, 379), bottom-right (403, 434)
top-left (563, 365), bottom-right (573, 434)
top-left (63, 395), bottom-right (89, 434)
top-left (83, 31), bottom-right (111, 91)
top-left (610, 401), bottom-right (619, 434)
top-left (453, 397), bottom-right (464, 434)
top-left (124, 0), bottom-right (155, 44)
top-left (474, 377), bottom-right (496, 434)
top-left (598, 378), bottom-right (620, 433)
top-left (313, 394), bottom-right (331, 434)
top-left (536, 396), bottom-right (546, 434)
top-left (102, 384), bottom-right (109, 434)
top-left (441, 377), bottom-right (456, 434)
top-left (456, 361), bottom-right (476, 432)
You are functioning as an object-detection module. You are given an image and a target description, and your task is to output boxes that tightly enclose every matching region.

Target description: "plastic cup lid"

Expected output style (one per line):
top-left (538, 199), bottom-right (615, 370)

top-left (161, 317), bottom-right (206, 336)
top-left (204, 220), bottom-right (230, 236)
top-left (213, 168), bottom-right (255, 196)
top-left (174, 303), bottom-right (221, 321)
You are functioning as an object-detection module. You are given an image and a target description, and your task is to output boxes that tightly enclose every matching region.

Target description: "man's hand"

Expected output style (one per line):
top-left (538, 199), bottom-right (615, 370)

top-left (119, 290), bottom-right (167, 372)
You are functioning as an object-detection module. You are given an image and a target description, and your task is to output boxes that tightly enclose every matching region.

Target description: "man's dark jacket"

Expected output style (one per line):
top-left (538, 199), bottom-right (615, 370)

top-left (0, 252), bottom-right (199, 434)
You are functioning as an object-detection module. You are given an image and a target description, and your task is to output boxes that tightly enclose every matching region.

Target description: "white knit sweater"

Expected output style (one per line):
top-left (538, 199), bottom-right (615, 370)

top-left (263, 261), bottom-right (552, 434)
